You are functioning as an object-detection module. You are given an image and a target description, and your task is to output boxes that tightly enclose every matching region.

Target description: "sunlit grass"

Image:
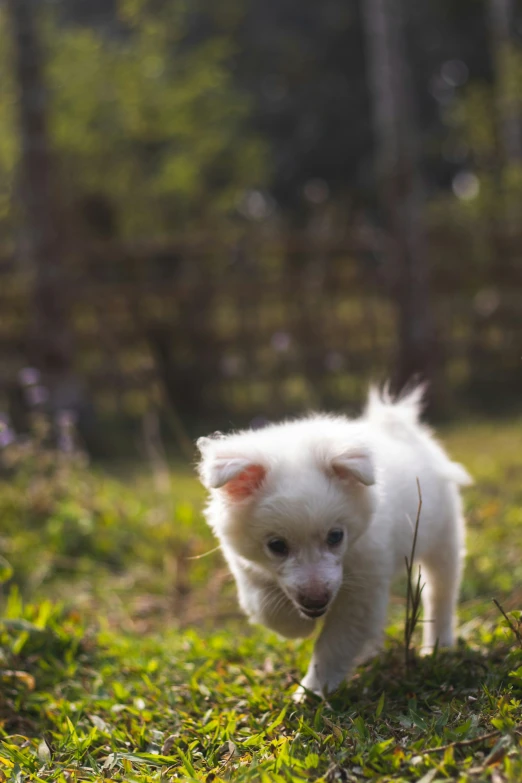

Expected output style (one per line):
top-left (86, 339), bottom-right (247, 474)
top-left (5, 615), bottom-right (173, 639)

top-left (1, 418), bottom-right (521, 780)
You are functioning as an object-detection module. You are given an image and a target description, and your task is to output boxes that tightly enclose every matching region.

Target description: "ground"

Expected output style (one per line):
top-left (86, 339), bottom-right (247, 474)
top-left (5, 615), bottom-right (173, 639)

top-left (0, 418), bottom-right (522, 781)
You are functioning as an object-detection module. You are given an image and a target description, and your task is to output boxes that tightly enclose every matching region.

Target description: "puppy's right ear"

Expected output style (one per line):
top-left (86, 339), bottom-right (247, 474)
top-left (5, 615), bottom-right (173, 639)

top-left (197, 437), bottom-right (267, 501)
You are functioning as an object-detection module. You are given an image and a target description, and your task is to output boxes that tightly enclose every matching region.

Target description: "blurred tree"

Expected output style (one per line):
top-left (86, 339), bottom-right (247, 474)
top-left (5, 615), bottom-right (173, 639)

top-left (0, 11), bottom-right (17, 242)
top-left (200, 0), bottom-right (496, 213)
top-left (0, 0), bottom-right (266, 241)
top-left (46, 0), bottom-right (266, 238)
top-left (361, 0), bottom-right (436, 390)
top-left (489, 0), bottom-right (522, 164)
top-left (215, 0), bottom-right (373, 212)
top-left (0, 0), bottom-right (521, 430)
top-left (7, 0), bottom-right (78, 413)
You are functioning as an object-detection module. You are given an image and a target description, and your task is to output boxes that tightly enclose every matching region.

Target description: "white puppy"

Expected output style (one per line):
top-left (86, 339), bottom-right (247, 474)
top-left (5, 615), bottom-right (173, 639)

top-left (197, 387), bottom-right (471, 698)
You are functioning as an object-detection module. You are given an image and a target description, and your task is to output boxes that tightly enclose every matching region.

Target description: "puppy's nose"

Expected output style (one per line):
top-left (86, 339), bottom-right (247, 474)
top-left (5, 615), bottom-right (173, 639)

top-left (297, 590), bottom-right (331, 614)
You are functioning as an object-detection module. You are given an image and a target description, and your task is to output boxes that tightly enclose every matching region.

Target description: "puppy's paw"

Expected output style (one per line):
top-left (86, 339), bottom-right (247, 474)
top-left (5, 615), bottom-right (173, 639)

top-left (292, 685), bottom-right (307, 704)
top-left (419, 634), bottom-right (453, 657)
top-left (292, 681), bottom-right (324, 704)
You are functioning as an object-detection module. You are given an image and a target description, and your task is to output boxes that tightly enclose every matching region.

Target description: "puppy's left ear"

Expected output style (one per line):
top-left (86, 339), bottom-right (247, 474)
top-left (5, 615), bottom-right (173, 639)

top-left (329, 447), bottom-right (375, 486)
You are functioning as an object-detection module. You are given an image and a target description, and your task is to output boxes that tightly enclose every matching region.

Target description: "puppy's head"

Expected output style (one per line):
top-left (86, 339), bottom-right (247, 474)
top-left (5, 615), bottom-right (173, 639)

top-left (197, 421), bottom-right (377, 619)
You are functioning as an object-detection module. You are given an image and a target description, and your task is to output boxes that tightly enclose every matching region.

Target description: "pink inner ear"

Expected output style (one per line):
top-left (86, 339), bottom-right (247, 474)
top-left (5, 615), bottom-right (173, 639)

top-left (224, 464), bottom-right (266, 500)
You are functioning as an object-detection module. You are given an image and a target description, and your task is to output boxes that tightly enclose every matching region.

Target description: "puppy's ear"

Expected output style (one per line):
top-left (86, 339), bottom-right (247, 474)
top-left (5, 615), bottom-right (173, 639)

top-left (329, 448), bottom-right (375, 486)
top-left (197, 438), bottom-right (267, 500)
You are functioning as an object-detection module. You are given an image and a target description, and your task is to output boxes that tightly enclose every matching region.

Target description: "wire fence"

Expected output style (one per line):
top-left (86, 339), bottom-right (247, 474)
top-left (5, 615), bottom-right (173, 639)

top-left (0, 226), bottom-right (520, 430)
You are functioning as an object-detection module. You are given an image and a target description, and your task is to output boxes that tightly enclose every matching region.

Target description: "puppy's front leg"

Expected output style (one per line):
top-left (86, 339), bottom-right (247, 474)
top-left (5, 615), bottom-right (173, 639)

top-left (295, 583), bottom-right (389, 700)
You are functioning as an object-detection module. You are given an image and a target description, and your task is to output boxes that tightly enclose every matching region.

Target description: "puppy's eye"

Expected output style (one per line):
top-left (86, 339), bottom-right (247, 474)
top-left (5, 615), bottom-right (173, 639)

top-left (267, 538), bottom-right (289, 557)
top-left (327, 529), bottom-right (344, 547)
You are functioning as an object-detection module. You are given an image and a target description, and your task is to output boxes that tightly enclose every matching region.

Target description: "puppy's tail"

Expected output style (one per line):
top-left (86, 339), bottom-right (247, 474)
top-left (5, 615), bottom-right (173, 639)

top-left (365, 383), bottom-right (473, 487)
top-left (365, 382), bottom-right (427, 430)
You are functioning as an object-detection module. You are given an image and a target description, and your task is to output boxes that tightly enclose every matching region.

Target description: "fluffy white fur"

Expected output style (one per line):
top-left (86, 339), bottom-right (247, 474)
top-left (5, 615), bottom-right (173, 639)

top-left (197, 386), bottom-right (472, 699)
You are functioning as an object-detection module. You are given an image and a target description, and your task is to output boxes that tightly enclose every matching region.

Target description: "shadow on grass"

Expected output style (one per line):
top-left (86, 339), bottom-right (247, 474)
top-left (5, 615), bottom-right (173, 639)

top-left (316, 640), bottom-right (518, 716)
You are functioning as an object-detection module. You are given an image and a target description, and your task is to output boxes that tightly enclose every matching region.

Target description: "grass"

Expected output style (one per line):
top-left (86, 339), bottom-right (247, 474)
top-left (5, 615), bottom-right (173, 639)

top-left (1, 417), bottom-right (522, 781)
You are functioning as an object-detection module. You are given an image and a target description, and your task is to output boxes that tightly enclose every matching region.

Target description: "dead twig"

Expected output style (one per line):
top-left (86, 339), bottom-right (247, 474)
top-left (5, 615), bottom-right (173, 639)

top-left (185, 545), bottom-right (222, 561)
top-left (419, 729), bottom-right (500, 755)
top-left (404, 478), bottom-right (424, 670)
top-left (492, 598), bottom-right (522, 648)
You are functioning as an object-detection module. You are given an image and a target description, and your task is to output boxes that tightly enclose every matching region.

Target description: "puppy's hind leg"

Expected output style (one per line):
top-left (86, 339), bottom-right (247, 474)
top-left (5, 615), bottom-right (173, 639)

top-left (420, 518), bottom-right (464, 652)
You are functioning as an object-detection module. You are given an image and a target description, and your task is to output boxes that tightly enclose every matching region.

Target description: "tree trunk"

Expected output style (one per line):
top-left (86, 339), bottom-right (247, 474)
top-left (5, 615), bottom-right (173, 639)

top-left (361, 0), bottom-right (437, 394)
top-left (489, 0), bottom-right (522, 165)
top-left (7, 0), bottom-right (78, 413)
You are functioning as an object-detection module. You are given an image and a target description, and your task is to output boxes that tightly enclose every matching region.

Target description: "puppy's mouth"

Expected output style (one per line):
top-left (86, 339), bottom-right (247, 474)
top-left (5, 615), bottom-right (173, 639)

top-left (299, 607), bottom-right (328, 619)
top-left (296, 602), bottom-right (330, 619)
top-left (286, 591), bottom-right (334, 620)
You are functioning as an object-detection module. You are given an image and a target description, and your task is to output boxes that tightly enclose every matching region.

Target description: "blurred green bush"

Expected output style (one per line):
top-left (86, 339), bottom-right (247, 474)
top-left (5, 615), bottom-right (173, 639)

top-left (0, 411), bottom-right (214, 609)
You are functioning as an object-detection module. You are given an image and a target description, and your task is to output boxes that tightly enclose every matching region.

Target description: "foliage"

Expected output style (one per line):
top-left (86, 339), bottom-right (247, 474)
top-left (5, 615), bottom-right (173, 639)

top-left (0, 418), bottom-right (522, 779)
top-left (429, 42), bottom-right (522, 236)
top-left (0, 408), bottom-right (211, 604)
top-left (0, 0), bottom-right (266, 238)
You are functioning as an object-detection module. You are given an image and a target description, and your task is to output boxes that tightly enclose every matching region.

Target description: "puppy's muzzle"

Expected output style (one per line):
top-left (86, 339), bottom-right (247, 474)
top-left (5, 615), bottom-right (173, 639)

top-left (297, 591), bottom-right (331, 618)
